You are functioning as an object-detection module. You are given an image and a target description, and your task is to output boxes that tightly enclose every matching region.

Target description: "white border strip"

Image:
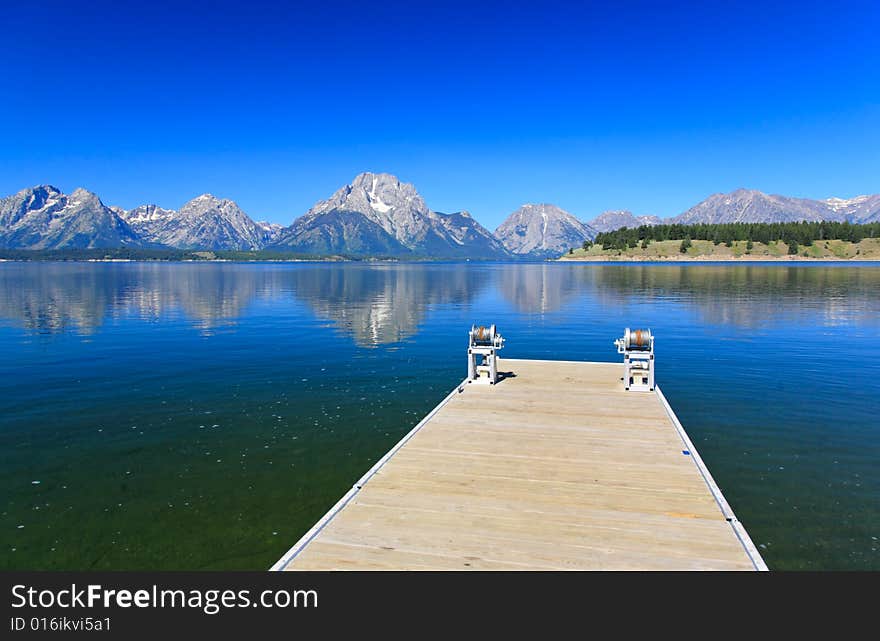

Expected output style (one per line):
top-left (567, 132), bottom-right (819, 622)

top-left (655, 385), bottom-right (769, 571)
top-left (269, 379), bottom-right (469, 571)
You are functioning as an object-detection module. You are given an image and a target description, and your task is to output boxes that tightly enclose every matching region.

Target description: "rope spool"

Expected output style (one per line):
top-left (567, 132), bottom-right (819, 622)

top-left (623, 328), bottom-right (653, 351)
top-left (470, 324), bottom-right (497, 346)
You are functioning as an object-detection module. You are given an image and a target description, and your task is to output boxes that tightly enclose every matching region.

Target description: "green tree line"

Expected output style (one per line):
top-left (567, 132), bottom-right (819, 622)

top-left (591, 221), bottom-right (880, 252)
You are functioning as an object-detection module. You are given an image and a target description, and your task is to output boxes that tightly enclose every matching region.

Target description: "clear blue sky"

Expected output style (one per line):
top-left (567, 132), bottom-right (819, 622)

top-left (2, 0), bottom-right (878, 227)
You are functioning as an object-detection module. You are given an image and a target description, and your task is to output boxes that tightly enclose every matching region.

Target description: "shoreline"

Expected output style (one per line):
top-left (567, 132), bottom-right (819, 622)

top-left (557, 255), bottom-right (880, 263)
top-left (1, 255), bottom-right (879, 264)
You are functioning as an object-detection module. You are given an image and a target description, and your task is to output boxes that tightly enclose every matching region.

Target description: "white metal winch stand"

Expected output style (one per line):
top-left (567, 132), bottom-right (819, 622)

top-left (467, 324), bottom-right (505, 384)
top-left (614, 327), bottom-right (655, 391)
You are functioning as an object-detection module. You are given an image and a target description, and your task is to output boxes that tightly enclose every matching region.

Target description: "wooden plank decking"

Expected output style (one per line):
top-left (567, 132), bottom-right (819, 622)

top-left (272, 359), bottom-right (766, 571)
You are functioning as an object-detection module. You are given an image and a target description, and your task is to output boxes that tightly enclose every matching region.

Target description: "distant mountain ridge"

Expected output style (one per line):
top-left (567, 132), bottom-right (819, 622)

top-left (822, 195), bottom-right (880, 223)
top-left (0, 186), bottom-right (143, 250)
top-left (1, 179), bottom-right (878, 255)
top-left (588, 210), bottom-right (663, 233)
top-left (121, 194), bottom-right (269, 250)
top-left (672, 189), bottom-right (832, 225)
top-left (582, 191), bottom-right (880, 238)
top-left (269, 172), bottom-right (508, 258)
top-left (494, 204), bottom-right (597, 257)
top-left (668, 189), bottom-right (880, 226)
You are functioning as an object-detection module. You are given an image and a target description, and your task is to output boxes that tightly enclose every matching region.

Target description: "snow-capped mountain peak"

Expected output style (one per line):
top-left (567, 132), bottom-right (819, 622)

top-left (823, 195), bottom-right (870, 211)
top-left (269, 172), bottom-right (509, 258)
top-left (0, 185), bottom-right (141, 249)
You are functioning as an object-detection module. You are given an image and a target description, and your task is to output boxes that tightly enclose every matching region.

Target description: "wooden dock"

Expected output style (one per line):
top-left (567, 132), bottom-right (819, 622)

top-left (272, 359), bottom-right (767, 571)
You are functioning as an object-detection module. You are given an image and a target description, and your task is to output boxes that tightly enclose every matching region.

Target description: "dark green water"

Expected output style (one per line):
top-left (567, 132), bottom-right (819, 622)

top-left (1, 261), bottom-right (878, 570)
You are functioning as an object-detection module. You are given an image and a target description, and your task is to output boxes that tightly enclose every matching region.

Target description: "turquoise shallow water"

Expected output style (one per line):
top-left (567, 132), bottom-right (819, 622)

top-left (0, 261), bottom-right (878, 570)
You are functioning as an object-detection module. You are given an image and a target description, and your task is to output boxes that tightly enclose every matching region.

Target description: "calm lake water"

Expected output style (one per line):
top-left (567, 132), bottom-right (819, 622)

top-left (1, 261), bottom-right (878, 570)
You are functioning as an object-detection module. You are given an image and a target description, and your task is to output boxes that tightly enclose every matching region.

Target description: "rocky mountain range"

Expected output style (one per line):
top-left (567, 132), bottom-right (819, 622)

top-left (494, 204), bottom-right (597, 258)
top-left (669, 189), bottom-right (874, 226)
top-left (1, 177), bottom-right (878, 256)
top-left (589, 210), bottom-right (663, 234)
top-left (0, 186), bottom-right (143, 250)
top-left (269, 173), bottom-right (508, 258)
top-left (822, 195), bottom-right (880, 223)
top-left (121, 194), bottom-right (270, 250)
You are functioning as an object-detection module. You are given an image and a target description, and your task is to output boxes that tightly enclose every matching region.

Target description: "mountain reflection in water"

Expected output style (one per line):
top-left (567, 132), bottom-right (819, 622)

top-left (1, 261), bottom-right (878, 571)
top-left (0, 262), bottom-right (877, 342)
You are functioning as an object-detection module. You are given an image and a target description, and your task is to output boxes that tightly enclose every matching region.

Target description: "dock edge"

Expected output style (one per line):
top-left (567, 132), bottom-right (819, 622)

top-left (269, 379), bottom-right (469, 571)
top-left (655, 384), bottom-right (769, 571)
top-left (270, 360), bottom-right (770, 572)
